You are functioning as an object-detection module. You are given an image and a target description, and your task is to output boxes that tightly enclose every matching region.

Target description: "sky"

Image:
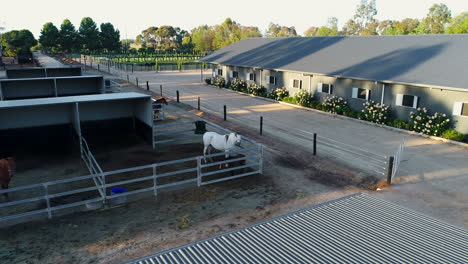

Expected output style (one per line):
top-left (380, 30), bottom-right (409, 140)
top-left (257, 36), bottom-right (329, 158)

top-left (0, 0), bottom-right (466, 39)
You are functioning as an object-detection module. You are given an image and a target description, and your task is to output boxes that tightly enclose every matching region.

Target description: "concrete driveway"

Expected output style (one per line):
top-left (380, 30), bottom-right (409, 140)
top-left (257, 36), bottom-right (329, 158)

top-left (108, 69), bottom-right (467, 227)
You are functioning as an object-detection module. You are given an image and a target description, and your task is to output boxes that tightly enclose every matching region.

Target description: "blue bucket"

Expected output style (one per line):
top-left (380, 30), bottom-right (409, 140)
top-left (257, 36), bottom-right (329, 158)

top-left (110, 187), bottom-right (127, 205)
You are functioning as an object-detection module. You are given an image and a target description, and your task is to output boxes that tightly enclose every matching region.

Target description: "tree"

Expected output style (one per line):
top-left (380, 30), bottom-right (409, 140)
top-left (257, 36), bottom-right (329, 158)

top-left (313, 17), bottom-right (339, 36)
top-left (304, 26), bottom-right (319, 37)
top-left (58, 19), bottom-right (78, 53)
top-left (39, 22), bottom-right (59, 52)
top-left (99, 22), bottom-right (120, 52)
top-left (79, 17), bottom-right (100, 52)
top-left (266, 23), bottom-right (298, 37)
top-left (417, 3), bottom-right (451, 34)
top-left (191, 25), bottom-right (215, 52)
top-left (343, 0), bottom-right (378, 35)
top-left (1, 29), bottom-right (37, 57)
top-left (445, 12), bottom-right (468, 34)
top-left (155, 25), bottom-right (177, 51)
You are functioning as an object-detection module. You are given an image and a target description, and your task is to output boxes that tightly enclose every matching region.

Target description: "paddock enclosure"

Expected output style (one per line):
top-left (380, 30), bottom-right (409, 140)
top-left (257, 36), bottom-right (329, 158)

top-left (0, 92), bottom-right (263, 226)
top-left (5, 67), bottom-right (82, 79)
top-left (0, 75), bottom-right (105, 100)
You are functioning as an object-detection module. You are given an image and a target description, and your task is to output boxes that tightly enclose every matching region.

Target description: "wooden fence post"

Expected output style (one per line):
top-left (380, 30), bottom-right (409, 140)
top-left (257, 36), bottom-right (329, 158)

top-left (176, 90), bottom-right (179, 102)
top-left (386, 156), bottom-right (394, 185)
top-left (260, 116), bottom-right (263, 135)
top-left (313, 133), bottom-right (317, 155)
top-left (146, 81), bottom-right (149, 91)
top-left (198, 97), bottom-right (200, 111)
top-left (224, 105), bottom-right (227, 121)
top-left (160, 85), bottom-right (162, 96)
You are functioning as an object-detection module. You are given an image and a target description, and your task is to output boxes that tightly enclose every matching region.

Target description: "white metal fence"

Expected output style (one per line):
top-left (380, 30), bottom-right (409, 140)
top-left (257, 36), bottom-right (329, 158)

top-left (0, 120), bottom-right (263, 225)
top-left (391, 138), bottom-right (406, 179)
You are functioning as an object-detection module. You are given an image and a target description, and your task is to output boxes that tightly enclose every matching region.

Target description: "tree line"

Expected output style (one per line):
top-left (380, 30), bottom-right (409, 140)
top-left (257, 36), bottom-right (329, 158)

top-left (0, 1), bottom-right (467, 59)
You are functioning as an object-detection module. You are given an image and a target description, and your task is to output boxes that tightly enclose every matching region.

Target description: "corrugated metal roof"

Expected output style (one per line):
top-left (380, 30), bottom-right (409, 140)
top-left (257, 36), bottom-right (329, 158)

top-left (199, 35), bottom-right (468, 89)
top-left (128, 193), bottom-right (468, 264)
top-left (0, 92), bottom-right (150, 109)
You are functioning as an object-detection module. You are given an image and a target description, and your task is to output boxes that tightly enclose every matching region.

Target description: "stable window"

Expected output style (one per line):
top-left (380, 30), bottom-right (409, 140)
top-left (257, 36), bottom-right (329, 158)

top-left (247, 73), bottom-right (256, 81)
top-left (317, 83), bottom-right (332, 94)
top-left (217, 69), bottom-right (223, 76)
top-left (266, 75), bottom-right (277, 85)
top-left (291, 79), bottom-right (303, 89)
top-left (453, 102), bottom-right (468, 116)
top-left (229, 71), bottom-right (238, 78)
top-left (396, 94), bottom-right (418, 108)
top-left (352, 88), bottom-right (370, 100)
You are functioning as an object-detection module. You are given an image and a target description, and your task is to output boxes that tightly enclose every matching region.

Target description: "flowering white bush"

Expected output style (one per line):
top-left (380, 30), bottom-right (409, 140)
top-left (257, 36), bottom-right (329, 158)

top-left (213, 77), bottom-right (225, 88)
top-left (294, 90), bottom-right (314, 106)
top-left (362, 100), bottom-right (390, 124)
top-left (229, 78), bottom-right (246, 91)
top-left (409, 107), bottom-right (450, 136)
top-left (248, 83), bottom-right (267, 96)
top-left (274, 88), bottom-right (289, 100)
top-left (322, 96), bottom-right (348, 114)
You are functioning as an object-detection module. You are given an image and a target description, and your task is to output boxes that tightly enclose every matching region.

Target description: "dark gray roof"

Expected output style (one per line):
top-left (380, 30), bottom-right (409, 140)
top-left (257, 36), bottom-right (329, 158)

top-left (200, 35), bottom-right (468, 89)
top-left (128, 193), bottom-right (468, 264)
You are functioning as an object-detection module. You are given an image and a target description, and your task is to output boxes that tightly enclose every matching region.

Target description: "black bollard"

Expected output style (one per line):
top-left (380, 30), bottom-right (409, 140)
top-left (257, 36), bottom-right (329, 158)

top-left (224, 105), bottom-right (227, 121)
top-left (176, 90), bottom-right (180, 103)
top-left (313, 133), bottom-right (317, 155)
top-left (146, 81), bottom-right (149, 91)
top-left (160, 85), bottom-right (162, 96)
top-left (260, 116), bottom-right (263, 135)
top-left (198, 97), bottom-right (200, 111)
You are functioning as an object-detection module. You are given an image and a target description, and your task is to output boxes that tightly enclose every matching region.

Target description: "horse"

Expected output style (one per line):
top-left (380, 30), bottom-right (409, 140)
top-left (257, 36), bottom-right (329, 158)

top-left (203, 132), bottom-right (242, 165)
top-left (152, 97), bottom-right (168, 120)
top-left (0, 157), bottom-right (16, 201)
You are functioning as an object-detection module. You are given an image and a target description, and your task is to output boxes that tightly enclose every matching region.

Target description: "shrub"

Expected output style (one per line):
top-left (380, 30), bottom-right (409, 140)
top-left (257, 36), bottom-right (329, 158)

top-left (213, 77), bottom-right (225, 88)
top-left (248, 83), bottom-right (267, 96)
top-left (229, 78), bottom-right (247, 91)
top-left (440, 129), bottom-right (465, 141)
top-left (409, 108), bottom-right (450, 136)
top-left (204, 78), bottom-right (211, 85)
top-left (322, 96), bottom-right (348, 114)
top-left (294, 90), bottom-right (314, 107)
top-left (274, 88), bottom-right (289, 101)
top-left (391, 118), bottom-right (410, 130)
top-left (282, 96), bottom-right (297, 104)
top-left (361, 100), bottom-right (390, 125)
top-left (343, 107), bottom-right (360, 118)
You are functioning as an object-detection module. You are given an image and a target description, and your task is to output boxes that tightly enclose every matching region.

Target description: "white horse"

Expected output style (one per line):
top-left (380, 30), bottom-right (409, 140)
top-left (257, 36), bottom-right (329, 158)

top-left (203, 132), bottom-right (242, 163)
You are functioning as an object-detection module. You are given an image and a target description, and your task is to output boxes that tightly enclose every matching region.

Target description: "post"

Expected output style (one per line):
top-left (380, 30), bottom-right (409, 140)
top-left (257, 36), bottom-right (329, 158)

top-left (108, 63), bottom-right (110, 73)
top-left (160, 84), bottom-right (162, 96)
top-left (98, 64), bottom-right (100, 71)
top-left (152, 165), bottom-right (158, 196)
top-left (197, 157), bottom-right (202, 187)
top-left (127, 75), bottom-right (129, 82)
top-left (198, 97), bottom-right (200, 111)
top-left (386, 156), bottom-right (394, 185)
top-left (313, 133), bottom-right (317, 155)
top-left (136, 78), bottom-right (139, 87)
top-left (200, 66), bottom-right (203, 82)
top-left (259, 145), bottom-right (264, 174)
top-left (176, 90), bottom-right (179, 103)
top-left (146, 81), bottom-right (149, 91)
top-left (260, 116), bottom-right (263, 135)
top-left (224, 105), bottom-right (227, 121)
top-left (132, 64), bottom-right (134, 74)
top-left (44, 184), bottom-right (52, 219)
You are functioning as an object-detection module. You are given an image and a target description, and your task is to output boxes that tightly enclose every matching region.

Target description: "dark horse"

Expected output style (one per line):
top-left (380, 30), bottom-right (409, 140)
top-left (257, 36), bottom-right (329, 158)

top-left (152, 97), bottom-right (168, 120)
top-left (0, 156), bottom-right (16, 201)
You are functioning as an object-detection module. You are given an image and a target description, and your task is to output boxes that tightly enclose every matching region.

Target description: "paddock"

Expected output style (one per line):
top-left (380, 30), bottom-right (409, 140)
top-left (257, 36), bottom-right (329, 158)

top-left (5, 67), bottom-right (82, 79)
top-left (0, 95), bottom-right (263, 226)
top-left (0, 75), bottom-right (105, 100)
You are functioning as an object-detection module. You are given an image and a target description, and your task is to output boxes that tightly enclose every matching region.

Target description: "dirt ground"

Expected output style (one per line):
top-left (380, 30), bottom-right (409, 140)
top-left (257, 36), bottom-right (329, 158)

top-left (0, 67), bottom-right (386, 264)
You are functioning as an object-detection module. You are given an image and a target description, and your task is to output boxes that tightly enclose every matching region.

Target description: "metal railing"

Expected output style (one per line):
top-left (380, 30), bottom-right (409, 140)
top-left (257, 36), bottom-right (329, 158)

top-left (392, 138), bottom-right (406, 179)
top-left (80, 136), bottom-right (105, 199)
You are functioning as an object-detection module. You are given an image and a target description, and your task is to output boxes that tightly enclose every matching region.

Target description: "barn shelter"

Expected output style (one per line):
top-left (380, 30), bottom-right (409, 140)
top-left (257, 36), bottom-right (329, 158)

top-left (129, 192), bottom-right (468, 264)
top-left (0, 75), bottom-right (105, 100)
top-left (5, 66), bottom-right (82, 79)
top-left (0, 92), bottom-right (153, 153)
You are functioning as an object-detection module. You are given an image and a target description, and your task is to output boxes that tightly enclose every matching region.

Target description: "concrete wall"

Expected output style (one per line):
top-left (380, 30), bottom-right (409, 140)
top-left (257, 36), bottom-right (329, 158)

top-left (0, 76), bottom-right (105, 100)
top-left (5, 67), bottom-right (82, 79)
top-left (220, 64), bottom-right (468, 133)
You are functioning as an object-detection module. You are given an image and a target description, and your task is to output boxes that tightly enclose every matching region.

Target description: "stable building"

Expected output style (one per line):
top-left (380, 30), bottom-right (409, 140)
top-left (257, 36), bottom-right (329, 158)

top-left (199, 35), bottom-right (468, 133)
